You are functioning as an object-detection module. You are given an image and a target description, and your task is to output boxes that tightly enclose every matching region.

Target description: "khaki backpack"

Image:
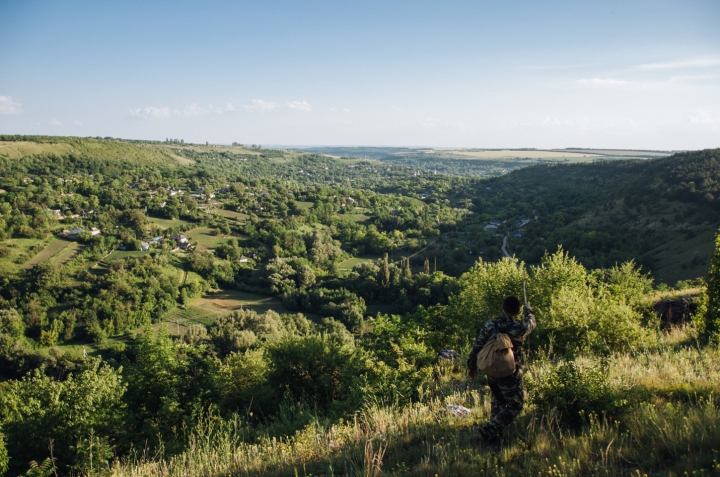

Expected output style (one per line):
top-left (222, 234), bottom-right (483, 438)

top-left (476, 321), bottom-right (516, 378)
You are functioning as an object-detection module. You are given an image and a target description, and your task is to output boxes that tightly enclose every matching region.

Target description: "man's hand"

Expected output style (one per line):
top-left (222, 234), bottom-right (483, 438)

top-left (468, 369), bottom-right (477, 379)
top-left (523, 305), bottom-right (533, 314)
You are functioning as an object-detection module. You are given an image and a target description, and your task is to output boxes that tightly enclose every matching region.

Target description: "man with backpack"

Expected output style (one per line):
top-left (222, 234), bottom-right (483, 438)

top-left (467, 295), bottom-right (536, 444)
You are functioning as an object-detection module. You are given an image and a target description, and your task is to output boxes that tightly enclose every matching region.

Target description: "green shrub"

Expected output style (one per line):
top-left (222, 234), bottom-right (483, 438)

top-left (0, 361), bottom-right (125, 474)
top-left (540, 287), bottom-right (646, 355)
top-left (703, 231), bottom-right (720, 343)
top-left (218, 348), bottom-right (272, 416)
top-left (448, 256), bottom-right (526, 335)
top-left (450, 249), bottom-right (650, 356)
top-left (265, 335), bottom-right (368, 416)
top-left (529, 361), bottom-right (627, 428)
top-left (0, 426), bottom-right (7, 477)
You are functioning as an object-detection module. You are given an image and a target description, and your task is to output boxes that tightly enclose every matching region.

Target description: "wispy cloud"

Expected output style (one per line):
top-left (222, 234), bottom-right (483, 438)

top-left (243, 99), bottom-right (281, 112)
top-left (577, 78), bottom-right (627, 86)
top-left (286, 100), bottom-right (311, 111)
top-left (243, 99), bottom-right (311, 112)
top-left (423, 117), bottom-right (437, 128)
top-left (215, 102), bottom-right (236, 114)
top-left (524, 63), bottom-right (602, 71)
top-left (542, 116), bottom-right (574, 127)
top-left (638, 58), bottom-right (720, 69)
top-left (131, 100), bottom-right (309, 117)
top-left (73, 120), bottom-right (82, 125)
top-left (688, 108), bottom-right (720, 127)
top-left (49, 119), bottom-right (62, 126)
top-left (176, 103), bottom-right (205, 117)
top-left (130, 106), bottom-right (171, 119)
top-left (0, 95), bottom-right (23, 115)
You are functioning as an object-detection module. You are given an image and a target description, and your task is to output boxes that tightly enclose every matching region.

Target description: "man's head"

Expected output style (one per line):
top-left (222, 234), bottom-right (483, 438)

top-left (502, 296), bottom-right (522, 316)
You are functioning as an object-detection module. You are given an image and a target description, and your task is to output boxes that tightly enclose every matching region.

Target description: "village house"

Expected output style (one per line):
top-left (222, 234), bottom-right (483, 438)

top-left (59, 227), bottom-right (84, 239)
top-left (45, 208), bottom-right (64, 220)
top-left (171, 233), bottom-right (191, 249)
top-left (483, 220), bottom-right (503, 231)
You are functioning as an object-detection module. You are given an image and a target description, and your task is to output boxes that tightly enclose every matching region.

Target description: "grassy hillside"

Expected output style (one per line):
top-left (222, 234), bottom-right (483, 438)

top-left (0, 135), bottom-right (184, 166)
top-left (111, 328), bottom-right (720, 477)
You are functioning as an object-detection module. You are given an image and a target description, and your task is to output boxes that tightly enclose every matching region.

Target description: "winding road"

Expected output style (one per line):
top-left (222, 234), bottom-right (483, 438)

top-left (502, 235), bottom-right (512, 258)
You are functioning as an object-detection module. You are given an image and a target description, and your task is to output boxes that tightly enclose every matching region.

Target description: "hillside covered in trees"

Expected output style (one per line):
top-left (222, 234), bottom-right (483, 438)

top-left (0, 136), bottom-right (718, 475)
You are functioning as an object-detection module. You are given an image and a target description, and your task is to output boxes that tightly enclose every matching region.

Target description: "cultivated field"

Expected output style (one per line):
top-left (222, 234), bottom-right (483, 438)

top-left (337, 257), bottom-right (372, 273)
top-left (293, 201), bottom-right (314, 210)
top-left (338, 212), bottom-right (371, 223)
top-left (214, 209), bottom-right (250, 221)
top-left (148, 216), bottom-right (192, 230)
top-left (105, 250), bottom-right (152, 262)
top-left (432, 149), bottom-right (602, 159)
top-left (21, 237), bottom-right (73, 268)
top-left (563, 148), bottom-right (673, 157)
top-left (0, 238), bottom-right (46, 274)
top-left (185, 227), bottom-right (228, 249)
top-left (192, 290), bottom-right (284, 315)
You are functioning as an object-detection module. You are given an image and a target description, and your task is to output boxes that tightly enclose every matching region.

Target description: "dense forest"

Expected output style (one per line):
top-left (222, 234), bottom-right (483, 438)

top-left (0, 136), bottom-right (719, 475)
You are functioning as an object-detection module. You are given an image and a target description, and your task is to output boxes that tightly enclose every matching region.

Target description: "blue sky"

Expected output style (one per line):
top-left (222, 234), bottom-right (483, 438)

top-left (1, 0), bottom-right (719, 149)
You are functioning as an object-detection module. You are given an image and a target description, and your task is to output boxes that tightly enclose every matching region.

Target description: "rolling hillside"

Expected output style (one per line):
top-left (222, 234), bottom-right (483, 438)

top-left (479, 149), bottom-right (720, 283)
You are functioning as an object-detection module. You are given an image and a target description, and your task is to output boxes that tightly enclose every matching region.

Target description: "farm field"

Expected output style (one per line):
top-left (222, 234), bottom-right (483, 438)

top-left (163, 289), bottom-right (289, 336)
top-left (20, 237), bottom-right (73, 268)
top-left (192, 289), bottom-right (285, 314)
top-left (213, 208), bottom-right (249, 221)
top-left (337, 257), bottom-right (372, 273)
top-left (148, 216), bottom-right (192, 230)
top-left (563, 148), bottom-right (673, 157)
top-left (0, 237), bottom-right (46, 274)
top-left (293, 200), bottom-right (314, 210)
top-left (185, 226), bottom-right (228, 249)
top-left (105, 250), bottom-right (152, 262)
top-left (337, 212), bottom-right (371, 223)
top-left (163, 289), bottom-right (291, 335)
top-left (431, 148), bottom-right (603, 160)
top-left (163, 306), bottom-right (219, 336)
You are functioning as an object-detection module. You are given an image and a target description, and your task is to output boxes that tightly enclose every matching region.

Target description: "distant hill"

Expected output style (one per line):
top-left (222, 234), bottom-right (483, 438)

top-left (290, 146), bottom-right (671, 178)
top-left (0, 135), bottom-right (188, 166)
top-left (478, 149), bottom-right (720, 284)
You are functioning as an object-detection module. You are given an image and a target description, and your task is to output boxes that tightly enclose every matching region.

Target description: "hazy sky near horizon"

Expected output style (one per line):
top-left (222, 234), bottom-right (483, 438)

top-left (1, 0), bottom-right (719, 149)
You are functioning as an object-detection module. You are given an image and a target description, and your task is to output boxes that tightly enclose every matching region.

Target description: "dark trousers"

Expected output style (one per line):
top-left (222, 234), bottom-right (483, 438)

top-left (481, 371), bottom-right (524, 437)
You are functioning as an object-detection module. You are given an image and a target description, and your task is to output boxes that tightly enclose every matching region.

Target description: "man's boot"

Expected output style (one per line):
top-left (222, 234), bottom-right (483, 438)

top-left (478, 425), bottom-right (502, 447)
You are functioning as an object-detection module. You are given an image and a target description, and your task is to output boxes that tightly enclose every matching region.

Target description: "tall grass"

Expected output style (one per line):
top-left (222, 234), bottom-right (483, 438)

top-left (111, 328), bottom-right (720, 476)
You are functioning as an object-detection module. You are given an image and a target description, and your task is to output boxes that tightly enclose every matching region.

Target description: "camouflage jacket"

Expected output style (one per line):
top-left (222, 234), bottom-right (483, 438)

top-left (467, 309), bottom-right (536, 372)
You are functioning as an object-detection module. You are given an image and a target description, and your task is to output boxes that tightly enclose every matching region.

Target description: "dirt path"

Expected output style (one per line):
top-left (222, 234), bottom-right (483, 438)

top-left (407, 241), bottom-right (437, 259)
top-left (502, 235), bottom-right (512, 258)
